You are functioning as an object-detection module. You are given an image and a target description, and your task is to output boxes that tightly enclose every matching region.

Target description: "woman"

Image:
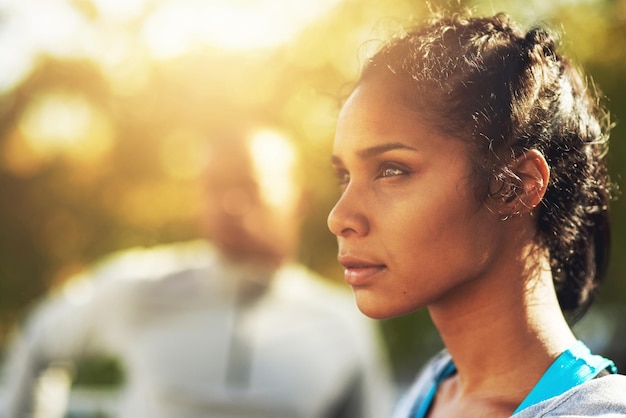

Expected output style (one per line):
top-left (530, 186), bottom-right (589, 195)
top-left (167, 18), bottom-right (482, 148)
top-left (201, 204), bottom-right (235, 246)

top-left (327, 12), bottom-right (626, 417)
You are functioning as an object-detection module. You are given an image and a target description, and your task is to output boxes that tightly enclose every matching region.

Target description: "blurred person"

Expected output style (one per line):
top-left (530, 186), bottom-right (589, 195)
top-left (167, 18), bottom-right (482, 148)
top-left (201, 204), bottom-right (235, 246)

top-left (0, 125), bottom-right (394, 418)
top-left (326, 11), bottom-right (626, 418)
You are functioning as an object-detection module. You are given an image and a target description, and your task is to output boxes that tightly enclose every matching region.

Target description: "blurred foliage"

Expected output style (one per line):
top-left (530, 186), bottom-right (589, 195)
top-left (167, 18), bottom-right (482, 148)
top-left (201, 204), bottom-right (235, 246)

top-left (72, 357), bottom-right (124, 387)
top-left (0, 0), bottom-right (625, 382)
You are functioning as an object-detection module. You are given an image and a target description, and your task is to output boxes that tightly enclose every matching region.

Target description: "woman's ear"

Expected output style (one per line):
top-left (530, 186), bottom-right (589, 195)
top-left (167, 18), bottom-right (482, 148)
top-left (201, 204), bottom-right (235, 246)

top-left (494, 149), bottom-right (550, 217)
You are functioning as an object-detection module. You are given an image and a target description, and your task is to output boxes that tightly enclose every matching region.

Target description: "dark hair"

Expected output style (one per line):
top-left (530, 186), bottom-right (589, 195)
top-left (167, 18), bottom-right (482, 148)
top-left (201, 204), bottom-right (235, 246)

top-left (360, 13), bottom-right (614, 323)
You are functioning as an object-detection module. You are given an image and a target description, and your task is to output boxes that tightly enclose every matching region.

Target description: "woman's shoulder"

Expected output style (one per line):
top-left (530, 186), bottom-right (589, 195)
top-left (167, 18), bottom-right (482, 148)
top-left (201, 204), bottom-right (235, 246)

top-left (513, 374), bottom-right (626, 417)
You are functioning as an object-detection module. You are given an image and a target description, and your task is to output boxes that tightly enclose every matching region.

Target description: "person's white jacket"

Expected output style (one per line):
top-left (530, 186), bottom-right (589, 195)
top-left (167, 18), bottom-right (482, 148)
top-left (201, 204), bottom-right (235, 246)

top-left (1, 240), bottom-right (394, 418)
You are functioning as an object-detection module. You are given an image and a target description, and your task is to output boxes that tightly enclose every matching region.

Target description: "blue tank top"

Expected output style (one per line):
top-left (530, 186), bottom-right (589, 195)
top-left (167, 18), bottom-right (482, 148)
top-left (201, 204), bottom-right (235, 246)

top-left (411, 340), bottom-right (617, 418)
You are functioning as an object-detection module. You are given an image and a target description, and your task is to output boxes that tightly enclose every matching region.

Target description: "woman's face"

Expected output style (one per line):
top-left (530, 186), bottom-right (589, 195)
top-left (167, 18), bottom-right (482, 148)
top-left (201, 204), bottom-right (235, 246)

top-left (327, 79), bottom-right (509, 319)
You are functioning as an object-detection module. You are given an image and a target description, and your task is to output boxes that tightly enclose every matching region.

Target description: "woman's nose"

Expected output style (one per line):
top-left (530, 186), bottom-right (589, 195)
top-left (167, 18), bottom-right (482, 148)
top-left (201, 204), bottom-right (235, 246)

top-left (327, 185), bottom-right (369, 238)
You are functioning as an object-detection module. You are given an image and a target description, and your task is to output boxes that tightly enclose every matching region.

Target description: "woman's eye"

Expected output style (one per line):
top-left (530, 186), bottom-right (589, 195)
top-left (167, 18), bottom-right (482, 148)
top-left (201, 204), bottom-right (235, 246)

top-left (380, 166), bottom-right (406, 178)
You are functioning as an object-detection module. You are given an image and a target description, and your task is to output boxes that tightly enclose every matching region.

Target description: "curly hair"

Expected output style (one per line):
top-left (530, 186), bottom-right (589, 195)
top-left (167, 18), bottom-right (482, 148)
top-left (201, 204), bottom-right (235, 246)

top-left (360, 13), bottom-right (614, 323)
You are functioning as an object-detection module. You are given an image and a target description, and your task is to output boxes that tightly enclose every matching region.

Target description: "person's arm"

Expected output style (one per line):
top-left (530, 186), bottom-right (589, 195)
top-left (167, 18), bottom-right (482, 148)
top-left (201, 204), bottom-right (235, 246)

top-left (1, 291), bottom-right (93, 418)
top-left (332, 315), bottom-right (396, 418)
top-left (358, 321), bottom-right (396, 418)
top-left (1, 265), bottom-right (126, 418)
top-left (288, 265), bottom-right (397, 418)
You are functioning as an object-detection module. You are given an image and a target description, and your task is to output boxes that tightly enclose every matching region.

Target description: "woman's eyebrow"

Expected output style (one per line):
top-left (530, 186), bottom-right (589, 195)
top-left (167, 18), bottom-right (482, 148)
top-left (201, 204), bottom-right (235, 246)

top-left (357, 142), bottom-right (418, 158)
top-left (330, 142), bottom-right (418, 165)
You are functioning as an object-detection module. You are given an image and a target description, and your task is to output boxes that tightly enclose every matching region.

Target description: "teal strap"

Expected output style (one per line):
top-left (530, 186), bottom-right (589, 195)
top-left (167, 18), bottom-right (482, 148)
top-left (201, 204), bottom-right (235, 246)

top-left (413, 361), bottom-right (456, 418)
top-left (513, 340), bottom-right (617, 415)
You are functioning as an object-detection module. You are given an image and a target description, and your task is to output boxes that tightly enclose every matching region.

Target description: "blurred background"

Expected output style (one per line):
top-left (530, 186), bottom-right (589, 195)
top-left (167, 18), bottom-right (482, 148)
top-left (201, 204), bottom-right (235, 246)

top-left (0, 0), bottom-right (625, 414)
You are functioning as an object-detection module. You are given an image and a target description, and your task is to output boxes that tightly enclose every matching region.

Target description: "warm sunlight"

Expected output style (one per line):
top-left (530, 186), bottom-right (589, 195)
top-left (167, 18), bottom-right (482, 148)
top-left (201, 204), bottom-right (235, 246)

top-left (249, 129), bottom-right (299, 212)
top-left (142, 0), bottom-right (341, 57)
top-left (0, 0), bottom-right (341, 92)
top-left (159, 129), bottom-right (210, 180)
top-left (0, 0), bottom-right (87, 93)
top-left (17, 92), bottom-right (113, 163)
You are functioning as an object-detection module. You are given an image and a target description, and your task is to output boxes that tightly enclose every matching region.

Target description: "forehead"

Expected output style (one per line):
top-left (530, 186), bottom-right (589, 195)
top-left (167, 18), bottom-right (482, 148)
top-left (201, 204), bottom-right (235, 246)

top-left (337, 82), bottom-right (424, 150)
top-left (332, 79), bottom-right (475, 185)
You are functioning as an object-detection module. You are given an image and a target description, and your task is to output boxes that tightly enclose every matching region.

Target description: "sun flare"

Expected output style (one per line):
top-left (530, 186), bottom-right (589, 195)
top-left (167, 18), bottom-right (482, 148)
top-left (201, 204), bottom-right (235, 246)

top-left (141, 0), bottom-right (341, 58)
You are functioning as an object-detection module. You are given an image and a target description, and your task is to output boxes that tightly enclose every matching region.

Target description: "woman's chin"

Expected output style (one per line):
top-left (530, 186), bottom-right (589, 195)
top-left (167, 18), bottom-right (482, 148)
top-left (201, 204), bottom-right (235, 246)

top-left (354, 291), bottom-right (417, 320)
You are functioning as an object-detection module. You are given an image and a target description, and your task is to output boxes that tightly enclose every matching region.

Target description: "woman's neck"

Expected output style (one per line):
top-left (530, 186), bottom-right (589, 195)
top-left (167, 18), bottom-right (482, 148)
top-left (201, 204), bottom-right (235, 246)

top-left (427, 248), bottom-right (577, 407)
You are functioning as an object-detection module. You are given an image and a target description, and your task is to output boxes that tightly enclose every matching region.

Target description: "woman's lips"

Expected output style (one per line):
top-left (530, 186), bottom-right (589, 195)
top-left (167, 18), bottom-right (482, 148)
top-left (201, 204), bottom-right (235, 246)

top-left (339, 256), bottom-right (386, 286)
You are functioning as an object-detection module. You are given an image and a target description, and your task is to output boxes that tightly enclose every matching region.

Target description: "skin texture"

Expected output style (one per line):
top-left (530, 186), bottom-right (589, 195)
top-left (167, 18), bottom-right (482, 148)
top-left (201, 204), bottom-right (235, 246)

top-left (327, 78), bottom-right (577, 417)
top-left (328, 78), bottom-right (511, 320)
